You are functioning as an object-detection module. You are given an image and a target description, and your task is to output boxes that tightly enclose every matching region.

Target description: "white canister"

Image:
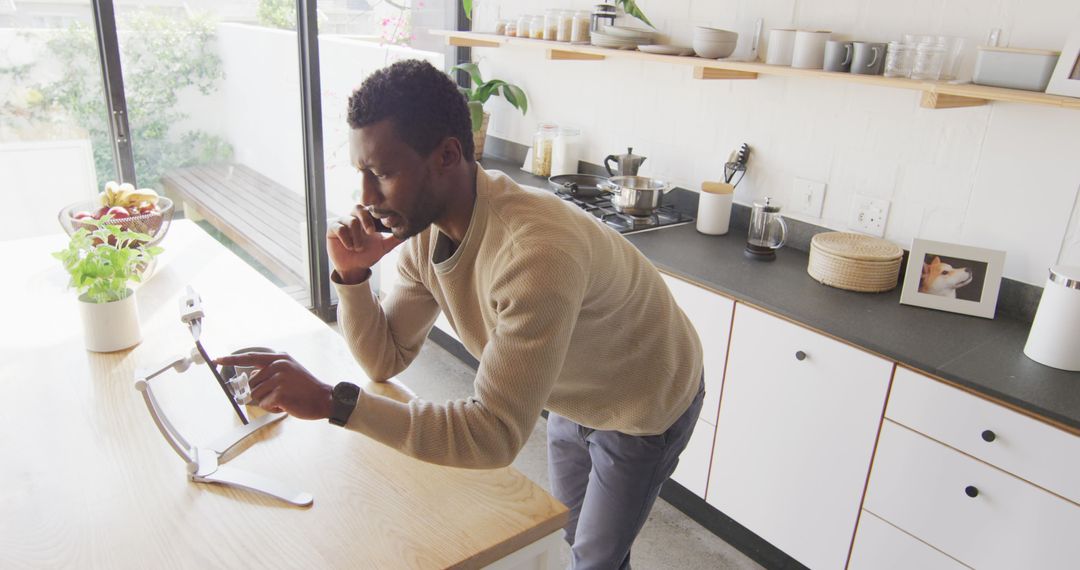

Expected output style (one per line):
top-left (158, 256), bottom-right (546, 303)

top-left (766, 29), bottom-right (797, 66)
top-left (1023, 265), bottom-right (1080, 371)
top-left (697, 182), bottom-right (734, 235)
top-left (550, 128), bottom-right (581, 177)
top-left (791, 30), bottom-right (831, 69)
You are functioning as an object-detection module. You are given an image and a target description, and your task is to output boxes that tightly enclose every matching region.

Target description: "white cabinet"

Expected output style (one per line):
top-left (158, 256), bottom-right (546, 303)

top-left (848, 510), bottom-right (967, 570)
top-left (660, 273), bottom-right (735, 425)
top-left (863, 420), bottom-right (1080, 569)
top-left (670, 419), bottom-right (717, 498)
top-left (707, 304), bottom-right (893, 570)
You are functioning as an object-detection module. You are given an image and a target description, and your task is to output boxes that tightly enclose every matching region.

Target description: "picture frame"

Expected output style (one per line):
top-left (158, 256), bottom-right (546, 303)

top-left (899, 239), bottom-right (1006, 319)
top-left (1046, 27), bottom-right (1080, 98)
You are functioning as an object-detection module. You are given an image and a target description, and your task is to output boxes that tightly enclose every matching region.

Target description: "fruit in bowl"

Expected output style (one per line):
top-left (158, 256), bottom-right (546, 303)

top-left (61, 181), bottom-right (174, 247)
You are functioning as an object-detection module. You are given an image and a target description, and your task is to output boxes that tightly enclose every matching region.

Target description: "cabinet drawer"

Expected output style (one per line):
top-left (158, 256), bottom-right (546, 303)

top-left (670, 419), bottom-right (716, 499)
top-left (849, 510), bottom-right (968, 570)
top-left (661, 274), bottom-right (735, 426)
top-left (864, 420), bottom-right (1080, 569)
top-left (887, 367), bottom-right (1080, 503)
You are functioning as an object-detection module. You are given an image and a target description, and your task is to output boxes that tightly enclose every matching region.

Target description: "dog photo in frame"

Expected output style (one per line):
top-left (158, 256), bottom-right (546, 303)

top-left (900, 239), bottom-right (1006, 319)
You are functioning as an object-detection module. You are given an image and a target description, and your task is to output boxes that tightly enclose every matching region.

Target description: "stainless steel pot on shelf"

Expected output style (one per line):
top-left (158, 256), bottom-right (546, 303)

top-left (601, 176), bottom-right (671, 216)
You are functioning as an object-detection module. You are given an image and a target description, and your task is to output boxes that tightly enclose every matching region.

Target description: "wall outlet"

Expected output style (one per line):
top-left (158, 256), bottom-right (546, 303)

top-left (791, 178), bottom-right (826, 217)
top-left (850, 195), bottom-right (891, 237)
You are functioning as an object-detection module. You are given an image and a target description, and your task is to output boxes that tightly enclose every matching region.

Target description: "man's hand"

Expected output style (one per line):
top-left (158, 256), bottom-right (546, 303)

top-left (214, 352), bottom-right (334, 420)
top-left (327, 205), bottom-right (403, 284)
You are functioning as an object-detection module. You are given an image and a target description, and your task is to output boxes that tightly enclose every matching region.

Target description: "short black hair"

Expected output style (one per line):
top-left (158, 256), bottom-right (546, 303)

top-left (347, 59), bottom-right (474, 161)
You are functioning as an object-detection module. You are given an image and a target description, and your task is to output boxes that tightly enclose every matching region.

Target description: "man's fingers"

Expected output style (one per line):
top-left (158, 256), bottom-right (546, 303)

top-left (250, 371), bottom-right (280, 402)
top-left (380, 233), bottom-right (404, 253)
top-left (330, 219), bottom-right (354, 251)
top-left (357, 209), bottom-right (375, 235)
top-left (215, 352), bottom-right (288, 367)
top-left (257, 387), bottom-right (286, 414)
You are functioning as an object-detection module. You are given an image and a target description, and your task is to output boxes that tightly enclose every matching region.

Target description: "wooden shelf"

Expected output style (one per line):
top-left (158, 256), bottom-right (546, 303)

top-left (432, 30), bottom-right (1080, 111)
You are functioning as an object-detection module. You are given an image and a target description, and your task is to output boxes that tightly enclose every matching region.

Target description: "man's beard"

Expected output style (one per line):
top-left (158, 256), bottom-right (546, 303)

top-left (394, 169), bottom-right (439, 240)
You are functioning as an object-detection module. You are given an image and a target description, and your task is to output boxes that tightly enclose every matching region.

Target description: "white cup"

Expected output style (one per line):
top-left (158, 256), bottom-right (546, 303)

top-left (697, 183), bottom-right (734, 235)
top-left (791, 30), bottom-right (831, 69)
top-left (766, 29), bottom-right (797, 66)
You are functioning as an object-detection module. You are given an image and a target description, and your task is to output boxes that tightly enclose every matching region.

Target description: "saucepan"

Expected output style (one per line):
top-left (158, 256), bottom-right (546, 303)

top-left (548, 174), bottom-right (611, 198)
top-left (601, 176), bottom-right (671, 216)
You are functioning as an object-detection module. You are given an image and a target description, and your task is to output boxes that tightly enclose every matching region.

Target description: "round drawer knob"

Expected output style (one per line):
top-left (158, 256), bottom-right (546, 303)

top-left (965, 485), bottom-right (979, 498)
top-left (981, 429), bottom-right (996, 442)
top-left (795, 351), bottom-right (807, 361)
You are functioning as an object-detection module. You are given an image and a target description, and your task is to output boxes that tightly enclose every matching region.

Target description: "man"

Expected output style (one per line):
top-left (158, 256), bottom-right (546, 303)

top-left (217, 59), bottom-right (703, 569)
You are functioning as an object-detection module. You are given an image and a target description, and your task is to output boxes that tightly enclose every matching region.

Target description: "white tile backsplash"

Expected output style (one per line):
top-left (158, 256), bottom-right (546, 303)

top-left (474, 0), bottom-right (1080, 284)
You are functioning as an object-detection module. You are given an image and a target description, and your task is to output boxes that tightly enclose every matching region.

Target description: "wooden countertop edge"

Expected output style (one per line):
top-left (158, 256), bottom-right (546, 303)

top-left (448, 508), bottom-right (570, 569)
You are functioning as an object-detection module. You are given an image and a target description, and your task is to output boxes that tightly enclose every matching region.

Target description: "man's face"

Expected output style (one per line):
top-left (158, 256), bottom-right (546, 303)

top-left (348, 119), bottom-right (441, 240)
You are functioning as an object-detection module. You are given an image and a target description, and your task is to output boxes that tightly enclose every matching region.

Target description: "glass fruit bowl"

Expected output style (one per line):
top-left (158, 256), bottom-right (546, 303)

top-left (57, 196), bottom-right (174, 247)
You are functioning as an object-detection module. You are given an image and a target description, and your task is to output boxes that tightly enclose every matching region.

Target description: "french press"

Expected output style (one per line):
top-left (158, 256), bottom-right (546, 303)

top-left (745, 198), bottom-right (788, 260)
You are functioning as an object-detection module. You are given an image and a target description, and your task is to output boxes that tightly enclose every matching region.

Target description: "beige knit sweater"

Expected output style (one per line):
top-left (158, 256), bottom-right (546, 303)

top-left (334, 167), bottom-right (702, 469)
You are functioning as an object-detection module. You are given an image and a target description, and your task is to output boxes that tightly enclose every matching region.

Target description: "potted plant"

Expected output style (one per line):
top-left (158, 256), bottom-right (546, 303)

top-left (52, 217), bottom-right (163, 352)
top-left (452, 62), bottom-right (528, 160)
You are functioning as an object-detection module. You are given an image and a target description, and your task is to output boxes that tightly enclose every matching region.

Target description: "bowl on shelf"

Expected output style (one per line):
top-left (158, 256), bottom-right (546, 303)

top-left (693, 38), bottom-right (738, 58)
top-left (694, 26), bottom-right (739, 43)
top-left (58, 196), bottom-right (174, 248)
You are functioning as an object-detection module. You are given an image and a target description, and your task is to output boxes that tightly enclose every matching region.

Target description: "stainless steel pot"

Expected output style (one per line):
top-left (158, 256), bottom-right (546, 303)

top-left (602, 176), bottom-right (671, 216)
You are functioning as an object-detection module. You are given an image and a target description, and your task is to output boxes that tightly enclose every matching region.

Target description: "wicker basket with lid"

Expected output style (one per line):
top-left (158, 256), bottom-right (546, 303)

top-left (807, 232), bottom-right (904, 293)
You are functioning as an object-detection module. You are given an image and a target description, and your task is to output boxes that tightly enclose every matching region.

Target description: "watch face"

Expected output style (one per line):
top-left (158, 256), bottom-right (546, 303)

top-left (334, 382), bottom-right (360, 405)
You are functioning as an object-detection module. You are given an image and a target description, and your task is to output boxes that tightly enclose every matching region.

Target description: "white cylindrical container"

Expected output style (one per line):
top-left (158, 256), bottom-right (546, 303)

top-left (550, 128), bottom-right (581, 177)
top-left (1024, 266), bottom-right (1080, 371)
top-left (766, 29), bottom-right (798, 66)
top-left (696, 182), bottom-right (734, 235)
top-left (79, 288), bottom-right (142, 353)
top-left (791, 30), bottom-right (831, 69)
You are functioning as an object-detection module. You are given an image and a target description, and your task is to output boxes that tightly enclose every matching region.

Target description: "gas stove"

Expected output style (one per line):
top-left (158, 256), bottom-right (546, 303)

top-left (555, 191), bottom-right (694, 235)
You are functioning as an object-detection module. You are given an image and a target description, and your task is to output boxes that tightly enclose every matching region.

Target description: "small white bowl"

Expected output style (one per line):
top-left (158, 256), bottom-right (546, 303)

top-left (693, 38), bottom-right (737, 58)
top-left (694, 26), bottom-right (739, 43)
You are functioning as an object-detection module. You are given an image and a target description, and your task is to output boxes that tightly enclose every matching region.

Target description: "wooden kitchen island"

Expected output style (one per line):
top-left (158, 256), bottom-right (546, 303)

top-left (0, 220), bottom-right (567, 569)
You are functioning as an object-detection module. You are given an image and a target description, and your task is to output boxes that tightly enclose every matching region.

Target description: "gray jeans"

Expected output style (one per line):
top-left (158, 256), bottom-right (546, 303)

top-left (546, 379), bottom-right (705, 570)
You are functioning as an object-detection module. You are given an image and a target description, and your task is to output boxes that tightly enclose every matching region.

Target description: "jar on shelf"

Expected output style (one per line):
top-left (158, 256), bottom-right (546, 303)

top-left (543, 9), bottom-right (559, 41)
top-left (883, 40), bottom-right (914, 78)
top-left (494, 19), bottom-right (508, 36)
top-left (551, 128), bottom-right (582, 176)
top-left (531, 123), bottom-right (559, 177)
top-left (571, 10), bottom-right (591, 43)
top-left (504, 20), bottom-right (517, 37)
top-left (516, 14), bottom-right (531, 38)
top-left (556, 11), bottom-right (574, 42)
top-left (530, 15), bottom-right (545, 39)
top-left (911, 41), bottom-right (946, 80)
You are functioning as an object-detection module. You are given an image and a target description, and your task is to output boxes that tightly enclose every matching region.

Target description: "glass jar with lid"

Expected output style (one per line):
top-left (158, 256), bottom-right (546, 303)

top-left (531, 123), bottom-right (559, 176)
top-left (504, 20), bottom-right (517, 37)
top-left (571, 10), bottom-right (591, 43)
top-left (516, 14), bottom-right (531, 38)
top-left (543, 9), bottom-right (559, 41)
top-left (494, 19), bottom-right (508, 36)
top-left (530, 15), bottom-right (545, 39)
top-left (556, 11), bottom-right (574, 42)
top-left (551, 127), bottom-right (581, 176)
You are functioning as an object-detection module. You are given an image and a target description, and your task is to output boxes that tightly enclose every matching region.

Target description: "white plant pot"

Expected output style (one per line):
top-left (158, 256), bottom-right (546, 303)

top-left (78, 288), bottom-right (142, 353)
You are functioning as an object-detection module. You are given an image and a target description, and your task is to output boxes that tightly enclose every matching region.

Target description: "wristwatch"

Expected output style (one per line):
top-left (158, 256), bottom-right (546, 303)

top-left (329, 381), bottom-right (360, 427)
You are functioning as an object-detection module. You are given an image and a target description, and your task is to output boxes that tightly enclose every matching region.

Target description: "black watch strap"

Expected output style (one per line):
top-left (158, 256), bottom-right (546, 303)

top-left (329, 381), bottom-right (360, 427)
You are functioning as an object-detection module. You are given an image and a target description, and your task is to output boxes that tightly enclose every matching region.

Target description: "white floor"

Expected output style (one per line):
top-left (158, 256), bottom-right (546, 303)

top-left (332, 324), bottom-right (763, 570)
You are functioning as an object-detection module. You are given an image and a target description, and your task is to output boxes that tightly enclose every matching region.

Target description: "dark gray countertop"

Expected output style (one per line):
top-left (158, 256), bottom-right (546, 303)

top-left (481, 158), bottom-right (1080, 433)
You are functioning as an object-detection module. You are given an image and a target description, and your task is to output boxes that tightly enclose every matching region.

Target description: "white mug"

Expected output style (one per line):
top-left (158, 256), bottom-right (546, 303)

top-left (791, 30), bottom-right (831, 69)
top-left (697, 183), bottom-right (734, 235)
top-left (766, 29), bottom-right (797, 66)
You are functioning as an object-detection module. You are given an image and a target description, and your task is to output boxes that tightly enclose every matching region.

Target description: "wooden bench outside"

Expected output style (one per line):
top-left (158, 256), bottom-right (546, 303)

top-left (162, 164), bottom-right (312, 303)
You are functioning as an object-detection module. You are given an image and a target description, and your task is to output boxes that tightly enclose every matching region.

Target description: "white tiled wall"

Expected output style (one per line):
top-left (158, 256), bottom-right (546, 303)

top-left (467, 0), bottom-right (1080, 285)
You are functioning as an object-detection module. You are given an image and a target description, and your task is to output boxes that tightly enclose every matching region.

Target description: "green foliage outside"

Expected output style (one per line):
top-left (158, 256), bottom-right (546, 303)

top-left (52, 217), bottom-right (164, 304)
top-left (257, 0), bottom-right (297, 30)
top-left (7, 11), bottom-right (233, 191)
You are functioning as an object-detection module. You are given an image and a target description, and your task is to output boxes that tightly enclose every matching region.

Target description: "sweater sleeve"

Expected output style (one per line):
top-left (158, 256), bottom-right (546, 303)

top-left (345, 246), bottom-right (587, 469)
top-left (335, 242), bottom-right (441, 381)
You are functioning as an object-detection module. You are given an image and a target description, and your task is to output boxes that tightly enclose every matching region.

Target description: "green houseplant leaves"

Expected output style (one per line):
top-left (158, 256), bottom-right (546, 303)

top-left (452, 62), bottom-right (528, 132)
top-left (52, 217), bottom-right (164, 304)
